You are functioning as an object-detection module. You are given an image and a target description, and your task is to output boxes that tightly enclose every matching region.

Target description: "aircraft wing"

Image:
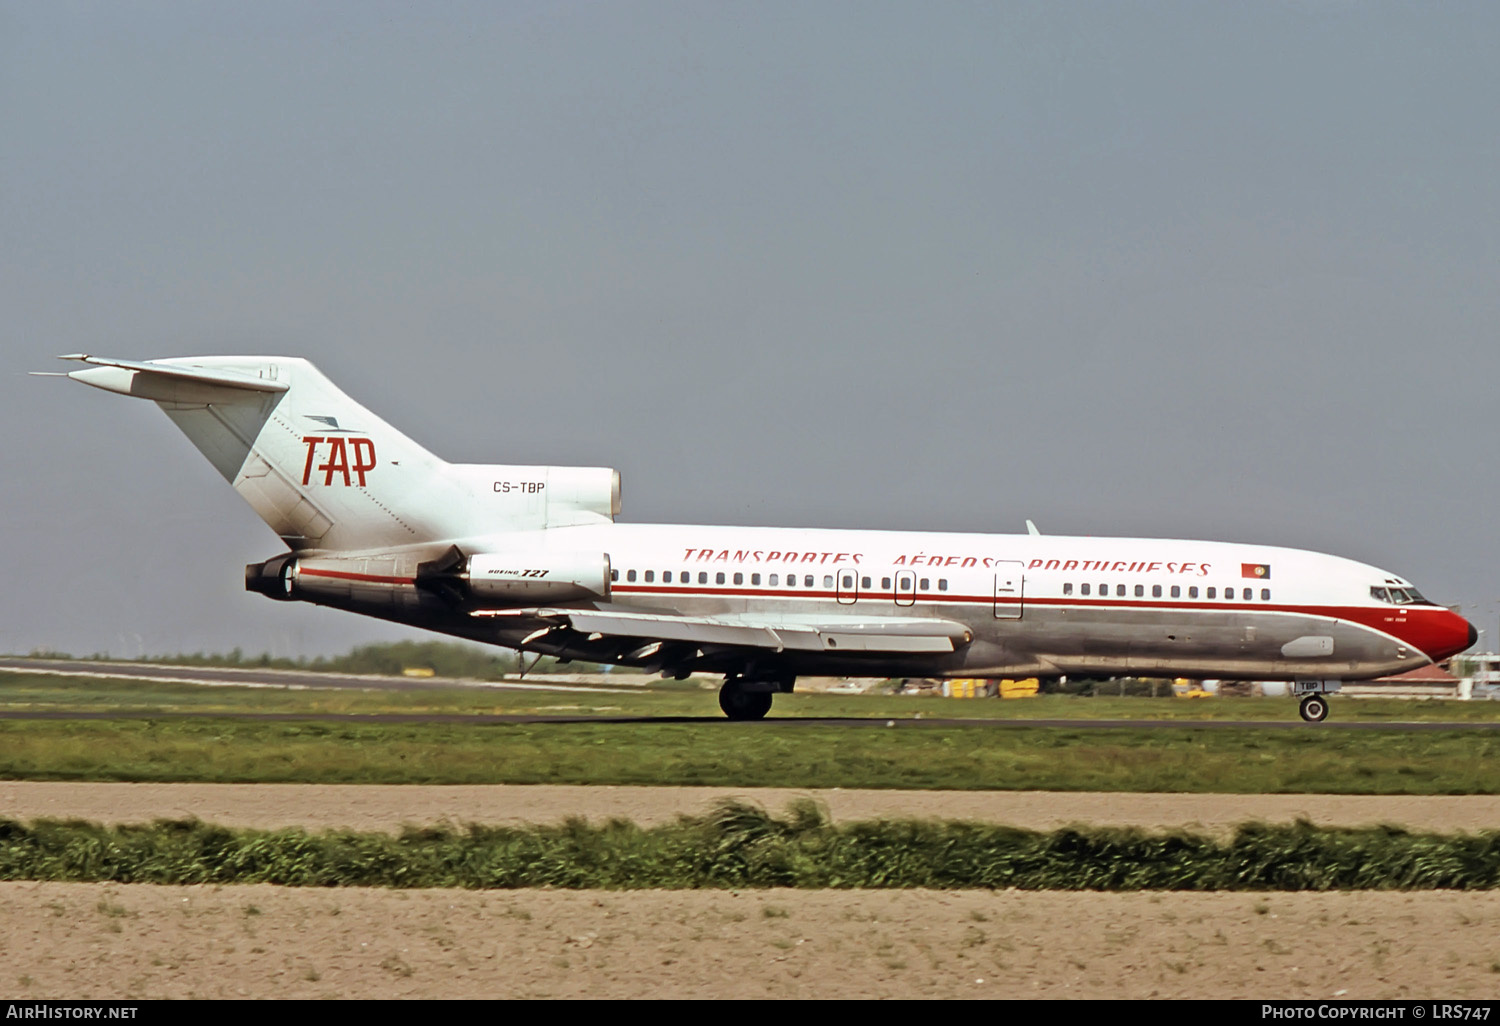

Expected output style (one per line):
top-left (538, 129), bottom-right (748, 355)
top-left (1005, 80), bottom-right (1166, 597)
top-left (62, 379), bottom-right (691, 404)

top-left (471, 606), bottom-right (973, 654)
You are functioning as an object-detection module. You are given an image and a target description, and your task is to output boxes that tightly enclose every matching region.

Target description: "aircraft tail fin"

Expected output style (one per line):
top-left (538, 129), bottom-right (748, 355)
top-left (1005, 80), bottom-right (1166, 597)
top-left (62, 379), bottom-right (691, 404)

top-left (54, 354), bottom-right (620, 552)
top-left (57, 355), bottom-right (451, 552)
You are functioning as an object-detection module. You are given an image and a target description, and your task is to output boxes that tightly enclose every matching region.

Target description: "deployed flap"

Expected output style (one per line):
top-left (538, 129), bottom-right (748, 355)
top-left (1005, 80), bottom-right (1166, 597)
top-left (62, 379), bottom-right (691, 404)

top-left (472, 606), bottom-right (973, 654)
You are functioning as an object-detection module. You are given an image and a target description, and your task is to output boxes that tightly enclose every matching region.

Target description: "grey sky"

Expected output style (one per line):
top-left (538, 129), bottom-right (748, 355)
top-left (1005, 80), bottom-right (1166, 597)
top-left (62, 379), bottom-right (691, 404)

top-left (4, 2), bottom-right (1499, 657)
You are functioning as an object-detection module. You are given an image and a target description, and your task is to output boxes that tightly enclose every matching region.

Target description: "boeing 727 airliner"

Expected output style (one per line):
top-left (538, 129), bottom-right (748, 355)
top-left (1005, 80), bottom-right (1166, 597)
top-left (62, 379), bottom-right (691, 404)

top-left (44, 354), bottom-right (1476, 722)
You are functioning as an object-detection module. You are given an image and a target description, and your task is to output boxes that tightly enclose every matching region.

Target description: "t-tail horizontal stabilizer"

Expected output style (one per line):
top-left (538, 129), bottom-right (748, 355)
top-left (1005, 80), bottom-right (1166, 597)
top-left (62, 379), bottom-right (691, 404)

top-left (52, 354), bottom-right (291, 396)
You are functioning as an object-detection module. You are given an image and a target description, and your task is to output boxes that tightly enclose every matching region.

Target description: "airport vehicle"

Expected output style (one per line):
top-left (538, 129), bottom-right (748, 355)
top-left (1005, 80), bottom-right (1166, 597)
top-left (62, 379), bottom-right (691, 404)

top-left (45, 354), bottom-right (1476, 722)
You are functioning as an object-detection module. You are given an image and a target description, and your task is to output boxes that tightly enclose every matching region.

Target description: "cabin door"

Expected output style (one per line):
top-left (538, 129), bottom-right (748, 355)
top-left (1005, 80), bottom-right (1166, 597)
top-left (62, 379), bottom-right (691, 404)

top-left (894, 570), bottom-right (916, 607)
top-left (836, 568), bottom-right (859, 605)
top-left (994, 562), bottom-right (1025, 619)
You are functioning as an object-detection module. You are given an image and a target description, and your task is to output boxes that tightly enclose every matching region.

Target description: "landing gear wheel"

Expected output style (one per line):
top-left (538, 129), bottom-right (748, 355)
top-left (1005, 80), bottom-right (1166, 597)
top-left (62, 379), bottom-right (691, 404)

top-left (718, 680), bottom-right (773, 721)
top-left (1299, 695), bottom-right (1329, 723)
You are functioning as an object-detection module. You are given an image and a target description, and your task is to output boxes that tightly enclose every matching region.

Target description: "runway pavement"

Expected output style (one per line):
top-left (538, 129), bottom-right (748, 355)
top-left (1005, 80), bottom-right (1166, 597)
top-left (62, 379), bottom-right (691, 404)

top-left (4, 657), bottom-right (1498, 729)
top-left (0, 655), bottom-right (629, 693)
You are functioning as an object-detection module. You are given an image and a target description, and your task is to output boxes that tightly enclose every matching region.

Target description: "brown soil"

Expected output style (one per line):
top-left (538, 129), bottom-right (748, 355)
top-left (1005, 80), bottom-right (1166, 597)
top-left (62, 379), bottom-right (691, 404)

top-left (5, 782), bottom-right (1500, 836)
top-left (2, 784), bottom-right (1499, 1000)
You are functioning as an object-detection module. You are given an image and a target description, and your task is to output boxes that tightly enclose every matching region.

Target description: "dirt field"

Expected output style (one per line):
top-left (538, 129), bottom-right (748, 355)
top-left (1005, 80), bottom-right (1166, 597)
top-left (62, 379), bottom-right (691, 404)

top-left (5, 782), bottom-right (1500, 835)
top-left (2, 784), bottom-right (1499, 999)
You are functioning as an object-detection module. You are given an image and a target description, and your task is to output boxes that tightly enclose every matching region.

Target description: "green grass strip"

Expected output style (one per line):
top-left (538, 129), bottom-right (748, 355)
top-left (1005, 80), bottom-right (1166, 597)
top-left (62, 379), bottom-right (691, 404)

top-left (4, 802), bottom-right (1500, 890)
top-left (5, 718), bottom-right (1500, 793)
top-left (10, 669), bottom-right (1500, 722)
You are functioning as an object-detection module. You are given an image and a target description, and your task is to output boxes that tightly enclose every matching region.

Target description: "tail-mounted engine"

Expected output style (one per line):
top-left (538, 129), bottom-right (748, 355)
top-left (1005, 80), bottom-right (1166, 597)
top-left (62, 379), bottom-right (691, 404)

top-left (417, 546), bottom-right (611, 606)
top-left (247, 546), bottom-right (612, 608)
top-left (245, 551), bottom-right (421, 605)
top-left (245, 554), bottom-right (297, 600)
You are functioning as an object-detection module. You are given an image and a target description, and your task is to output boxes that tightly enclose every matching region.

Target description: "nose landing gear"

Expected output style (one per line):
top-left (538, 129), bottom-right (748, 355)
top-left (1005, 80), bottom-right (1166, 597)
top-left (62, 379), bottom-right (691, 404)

top-left (1298, 695), bottom-right (1329, 722)
top-left (1293, 680), bottom-right (1341, 723)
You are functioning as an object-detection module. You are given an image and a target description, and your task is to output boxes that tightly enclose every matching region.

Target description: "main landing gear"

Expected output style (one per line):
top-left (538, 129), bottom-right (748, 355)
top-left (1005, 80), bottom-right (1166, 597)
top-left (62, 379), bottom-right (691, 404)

top-left (1294, 680), bottom-right (1341, 723)
top-left (718, 675), bottom-right (794, 721)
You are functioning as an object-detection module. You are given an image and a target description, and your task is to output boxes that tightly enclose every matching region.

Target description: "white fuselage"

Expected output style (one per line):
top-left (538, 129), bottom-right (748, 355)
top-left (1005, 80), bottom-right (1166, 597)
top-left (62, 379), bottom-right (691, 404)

top-left (544, 523), bottom-right (1468, 679)
top-left (57, 353), bottom-right (1473, 686)
top-left (290, 521), bottom-right (1471, 682)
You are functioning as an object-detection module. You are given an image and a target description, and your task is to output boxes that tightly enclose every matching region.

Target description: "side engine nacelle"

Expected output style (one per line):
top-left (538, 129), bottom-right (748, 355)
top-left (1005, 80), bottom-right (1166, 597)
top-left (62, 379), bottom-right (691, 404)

top-left (247, 547), bottom-right (612, 608)
top-left (246, 551), bottom-right (422, 604)
top-left (245, 553), bottom-right (297, 600)
top-left (462, 551), bottom-right (612, 604)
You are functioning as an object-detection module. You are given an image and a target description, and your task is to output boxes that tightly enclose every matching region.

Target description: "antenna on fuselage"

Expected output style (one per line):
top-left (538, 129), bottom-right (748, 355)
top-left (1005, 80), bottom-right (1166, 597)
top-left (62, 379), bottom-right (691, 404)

top-left (1026, 520), bottom-right (1041, 536)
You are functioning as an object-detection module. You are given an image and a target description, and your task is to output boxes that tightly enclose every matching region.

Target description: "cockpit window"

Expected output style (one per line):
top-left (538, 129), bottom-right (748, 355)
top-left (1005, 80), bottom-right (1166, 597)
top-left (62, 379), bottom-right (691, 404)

top-left (1371, 585), bottom-right (1431, 605)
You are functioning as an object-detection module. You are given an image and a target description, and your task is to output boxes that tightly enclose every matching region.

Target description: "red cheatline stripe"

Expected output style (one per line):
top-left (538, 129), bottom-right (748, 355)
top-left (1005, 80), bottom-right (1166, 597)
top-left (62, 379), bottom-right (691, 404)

top-left (287, 576), bottom-right (1438, 636)
top-left (607, 584), bottom-right (1438, 626)
top-left (297, 568), bottom-right (415, 585)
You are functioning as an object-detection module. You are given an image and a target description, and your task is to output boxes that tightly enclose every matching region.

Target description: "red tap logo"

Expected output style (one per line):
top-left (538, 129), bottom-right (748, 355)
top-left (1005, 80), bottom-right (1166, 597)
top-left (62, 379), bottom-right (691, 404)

top-left (300, 436), bottom-right (376, 487)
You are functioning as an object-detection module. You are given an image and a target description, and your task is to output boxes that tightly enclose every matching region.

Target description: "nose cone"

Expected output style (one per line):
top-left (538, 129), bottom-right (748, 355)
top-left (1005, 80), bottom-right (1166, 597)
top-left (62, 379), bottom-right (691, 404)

top-left (1416, 610), bottom-right (1478, 663)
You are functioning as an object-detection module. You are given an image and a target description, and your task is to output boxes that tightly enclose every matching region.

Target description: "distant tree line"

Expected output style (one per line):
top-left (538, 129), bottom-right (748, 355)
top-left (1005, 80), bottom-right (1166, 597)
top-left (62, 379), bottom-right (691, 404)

top-left (26, 641), bottom-right (632, 678)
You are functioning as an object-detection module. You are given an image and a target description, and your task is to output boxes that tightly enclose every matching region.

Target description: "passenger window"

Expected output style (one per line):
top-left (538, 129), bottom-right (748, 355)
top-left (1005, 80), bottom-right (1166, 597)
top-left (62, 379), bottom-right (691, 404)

top-left (1189, 586), bottom-right (1198, 599)
top-left (1099, 582), bottom-right (1108, 596)
top-left (789, 576), bottom-right (798, 588)
top-left (715, 572), bottom-right (726, 585)
top-left (841, 574), bottom-right (854, 588)
top-left (862, 576), bottom-right (872, 589)
top-left (1225, 590), bottom-right (1235, 602)
top-left (1116, 584), bottom-right (1126, 597)
top-left (733, 572), bottom-right (743, 585)
top-left (644, 570), bottom-right (654, 583)
top-left (805, 575), bottom-right (815, 587)
top-left (699, 572), bottom-right (708, 584)
top-left (1152, 585), bottom-right (1162, 598)
top-left (1080, 583), bottom-right (1090, 596)
top-left (663, 571), bottom-right (673, 583)
top-left (823, 575), bottom-right (834, 588)
top-left (610, 569), bottom-right (619, 582)
top-left (919, 578), bottom-right (930, 590)
top-left (1170, 585), bottom-right (1180, 598)
top-left (769, 574), bottom-right (778, 586)
top-left (752, 573), bottom-right (761, 585)
top-left (1261, 588), bottom-right (1270, 601)
top-left (882, 577), bottom-right (892, 589)
top-left (1063, 582), bottom-right (1073, 596)
top-left (1134, 585), bottom-right (1144, 598)
top-left (1206, 587), bottom-right (1215, 599)
top-left (1242, 588), bottom-right (1252, 600)
top-left (627, 570), bottom-right (637, 583)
